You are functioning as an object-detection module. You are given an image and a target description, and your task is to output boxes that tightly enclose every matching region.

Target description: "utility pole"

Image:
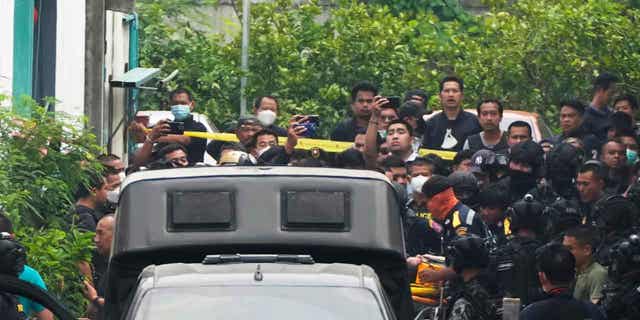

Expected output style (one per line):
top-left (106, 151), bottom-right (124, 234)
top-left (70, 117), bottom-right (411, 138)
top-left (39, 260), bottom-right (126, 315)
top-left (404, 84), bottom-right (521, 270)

top-left (240, 0), bottom-right (250, 116)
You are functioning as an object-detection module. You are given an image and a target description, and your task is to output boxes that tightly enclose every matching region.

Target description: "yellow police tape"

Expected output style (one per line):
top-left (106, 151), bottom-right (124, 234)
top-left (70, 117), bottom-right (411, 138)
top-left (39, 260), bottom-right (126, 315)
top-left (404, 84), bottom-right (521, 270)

top-left (183, 131), bottom-right (457, 160)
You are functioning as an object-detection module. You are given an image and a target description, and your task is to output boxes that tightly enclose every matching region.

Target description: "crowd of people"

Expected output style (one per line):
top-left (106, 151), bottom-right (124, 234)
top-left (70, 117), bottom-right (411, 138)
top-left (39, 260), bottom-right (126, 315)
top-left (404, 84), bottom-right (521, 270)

top-left (2, 72), bottom-right (640, 320)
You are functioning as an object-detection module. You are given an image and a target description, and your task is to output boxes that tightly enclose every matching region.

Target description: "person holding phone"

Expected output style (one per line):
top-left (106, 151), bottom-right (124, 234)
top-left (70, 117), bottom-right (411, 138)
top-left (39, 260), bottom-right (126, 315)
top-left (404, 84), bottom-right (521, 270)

top-left (131, 88), bottom-right (207, 167)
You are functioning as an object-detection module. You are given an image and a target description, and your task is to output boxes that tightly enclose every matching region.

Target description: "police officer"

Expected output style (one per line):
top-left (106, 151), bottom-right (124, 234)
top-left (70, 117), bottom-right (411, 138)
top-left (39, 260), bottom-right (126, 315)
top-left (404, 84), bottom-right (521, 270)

top-left (478, 182), bottom-right (511, 250)
top-left (600, 234), bottom-right (640, 319)
top-left (0, 232), bottom-right (27, 320)
top-left (544, 197), bottom-right (583, 242)
top-left (530, 143), bottom-right (583, 203)
top-left (490, 195), bottom-right (544, 308)
top-left (416, 175), bottom-right (487, 283)
top-left (592, 195), bottom-right (639, 266)
top-left (502, 141), bottom-right (545, 203)
top-left (445, 236), bottom-right (496, 320)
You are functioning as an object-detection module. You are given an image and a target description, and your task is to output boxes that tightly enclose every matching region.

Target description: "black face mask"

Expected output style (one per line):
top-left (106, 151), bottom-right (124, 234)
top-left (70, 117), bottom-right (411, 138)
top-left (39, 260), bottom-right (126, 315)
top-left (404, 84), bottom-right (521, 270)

top-left (509, 170), bottom-right (537, 197)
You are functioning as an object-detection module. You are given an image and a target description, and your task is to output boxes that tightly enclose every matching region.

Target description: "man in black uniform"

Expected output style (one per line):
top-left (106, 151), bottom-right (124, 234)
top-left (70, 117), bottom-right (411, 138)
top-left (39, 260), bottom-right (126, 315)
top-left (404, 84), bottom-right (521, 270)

top-left (477, 182), bottom-right (511, 249)
top-left (413, 175), bottom-right (487, 283)
top-left (600, 234), bottom-right (640, 320)
top-left (592, 195), bottom-right (639, 266)
top-left (502, 140), bottom-right (546, 203)
top-left (445, 236), bottom-right (496, 320)
top-left (520, 243), bottom-right (605, 320)
top-left (490, 195), bottom-right (544, 308)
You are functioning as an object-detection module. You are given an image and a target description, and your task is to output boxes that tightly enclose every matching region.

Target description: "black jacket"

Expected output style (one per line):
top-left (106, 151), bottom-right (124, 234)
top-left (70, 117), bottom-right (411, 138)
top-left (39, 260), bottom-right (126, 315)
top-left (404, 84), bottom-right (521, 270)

top-left (520, 289), bottom-right (605, 320)
top-left (421, 111), bottom-right (481, 151)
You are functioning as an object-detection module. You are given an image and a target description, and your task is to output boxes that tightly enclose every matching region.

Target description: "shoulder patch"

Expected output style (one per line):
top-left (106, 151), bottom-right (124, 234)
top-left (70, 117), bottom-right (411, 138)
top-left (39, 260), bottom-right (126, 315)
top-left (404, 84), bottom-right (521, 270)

top-left (452, 211), bottom-right (461, 228)
top-left (466, 209), bottom-right (476, 225)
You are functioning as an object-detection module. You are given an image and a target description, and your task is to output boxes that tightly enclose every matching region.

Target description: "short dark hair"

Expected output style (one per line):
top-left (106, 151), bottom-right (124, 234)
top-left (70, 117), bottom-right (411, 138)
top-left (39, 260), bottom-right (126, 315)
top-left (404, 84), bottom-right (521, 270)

top-left (439, 75), bottom-right (464, 93)
top-left (386, 119), bottom-right (414, 137)
top-left (559, 100), bottom-right (586, 115)
top-left (508, 121), bottom-right (532, 137)
top-left (169, 88), bottom-right (193, 102)
top-left (350, 81), bottom-right (378, 102)
top-left (398, 101), bottom-right (423, 120)
top-left (536, 243), bottom-right (576, 285)
top-left (476, 99), bottom-right (503, 116)
top-left (247, 128), bottom-right (279, 150)
top-left (157, 143), bottom-right (188, 160)
top-left (381, 155), bottom-right (406, 171)
top-left (253, 95), bottom-right (279, 110)
top-left (564, 225), bottom-right (599, 252)
top-left (74, 170), bottom-right (106, 200)
top-left (614, 94), bottom-right (638, 110)
top-left (335, 148), bottom-right (365, 169)
top-left (593, 73), bottom-right (618, 92)
top-left (578, 161), bottom-right (606, 182)
top-left (404, 89), bottom-right (428, 102)
top-left (97, 154), bottom-right (121, 163)
top-left (615, 128), bottom-right (638, 141)
top-left (453, 149), bottom-right (475, 166)
top-left (600, 138), bottom-right (624, 155)
top-left (0, 213), bottom-right (13, 233)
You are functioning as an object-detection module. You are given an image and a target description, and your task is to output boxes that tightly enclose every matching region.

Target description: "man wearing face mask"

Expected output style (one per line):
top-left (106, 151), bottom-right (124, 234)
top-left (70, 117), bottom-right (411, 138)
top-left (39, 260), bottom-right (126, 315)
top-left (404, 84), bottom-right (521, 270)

top-left (500, 141), bottom-right (545, 203)
top-left (160, 88), bottom-right (207, 165)
top-left (253, 96), bottom-right (288, 137)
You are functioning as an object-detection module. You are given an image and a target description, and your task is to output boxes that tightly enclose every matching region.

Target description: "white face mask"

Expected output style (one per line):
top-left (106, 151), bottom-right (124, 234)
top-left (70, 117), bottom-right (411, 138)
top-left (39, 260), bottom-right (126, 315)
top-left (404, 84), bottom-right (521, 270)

top-left (257, 110), bottom-right (277, 126)
top-left (118, 172), bottom-right (126, 183)
top-left (106, 190), bottom-right (120, 204)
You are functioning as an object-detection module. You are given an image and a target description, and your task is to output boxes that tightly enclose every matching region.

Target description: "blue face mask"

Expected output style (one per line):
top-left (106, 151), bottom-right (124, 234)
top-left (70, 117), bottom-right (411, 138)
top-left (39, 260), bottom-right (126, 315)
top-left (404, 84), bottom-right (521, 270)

top-left (171, 105), bottom-right (191, 121)
top-left (627, 148), bottom-right (638, 165)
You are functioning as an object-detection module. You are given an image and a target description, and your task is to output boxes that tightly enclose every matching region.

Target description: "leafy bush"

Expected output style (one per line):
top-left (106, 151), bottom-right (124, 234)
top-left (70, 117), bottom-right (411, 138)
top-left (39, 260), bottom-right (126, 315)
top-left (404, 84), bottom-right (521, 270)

top-left (137, 0), bottom-right (640, 134)
top-left (0, 95), bottom-right (101, 316)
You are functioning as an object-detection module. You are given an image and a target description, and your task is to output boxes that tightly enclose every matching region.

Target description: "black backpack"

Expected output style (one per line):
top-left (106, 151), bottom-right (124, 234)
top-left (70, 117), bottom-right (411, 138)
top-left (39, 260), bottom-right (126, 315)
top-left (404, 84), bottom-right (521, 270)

top-left (491, 237), bottom-right (543, 307)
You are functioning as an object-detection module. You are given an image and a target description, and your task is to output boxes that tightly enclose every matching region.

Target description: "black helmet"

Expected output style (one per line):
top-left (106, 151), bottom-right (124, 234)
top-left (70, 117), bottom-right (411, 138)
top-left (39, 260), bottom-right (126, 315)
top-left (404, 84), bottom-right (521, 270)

top-left (0, 233), bottom-right (26, 277)
top-left (510, 141), bottom-right (545, 177)
top-left (545, 198), bottom-right (582, 239)
top-left (448, 171), bottom-right (479, 206)
top-left (508, 194), bottom-right (546, 235)
top-left (608, 234), bottom-right (640, 281)
top-left (445, 235), bottom-right (489, 274)
top-left (593, 195), bottom-right (638, 233)
top-left (547, 143), bottom-right (583, 181)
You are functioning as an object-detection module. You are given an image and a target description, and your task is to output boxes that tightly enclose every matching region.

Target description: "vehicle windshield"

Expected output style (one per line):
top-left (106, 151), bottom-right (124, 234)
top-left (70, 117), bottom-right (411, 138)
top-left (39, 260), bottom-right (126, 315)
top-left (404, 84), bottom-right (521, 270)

top-left (133, 286), bottom-right (386, 320)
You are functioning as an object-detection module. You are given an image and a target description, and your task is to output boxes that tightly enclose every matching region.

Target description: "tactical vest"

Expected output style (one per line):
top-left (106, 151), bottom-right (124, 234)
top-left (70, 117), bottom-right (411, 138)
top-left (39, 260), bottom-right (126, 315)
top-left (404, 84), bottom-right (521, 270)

top-left (491, 237), bottom-right (542, 307)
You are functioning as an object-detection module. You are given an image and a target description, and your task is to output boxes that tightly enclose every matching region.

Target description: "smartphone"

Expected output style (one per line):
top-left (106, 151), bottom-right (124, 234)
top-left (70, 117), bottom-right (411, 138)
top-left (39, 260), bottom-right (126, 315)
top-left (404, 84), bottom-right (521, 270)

top-left (168, 121), bottom-right (185, 135)
top-left (386, 96), bottom-right (401, 108)
top-left (295, 115), bottom-right (320, 138)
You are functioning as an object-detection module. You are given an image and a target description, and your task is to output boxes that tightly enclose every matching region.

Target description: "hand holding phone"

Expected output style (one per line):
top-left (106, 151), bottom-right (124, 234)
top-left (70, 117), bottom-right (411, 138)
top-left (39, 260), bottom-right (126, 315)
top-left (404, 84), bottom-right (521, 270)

top-left (293, 115), bottom-right (319, 138)
top-left (167, 121), bottom-right (185, 135)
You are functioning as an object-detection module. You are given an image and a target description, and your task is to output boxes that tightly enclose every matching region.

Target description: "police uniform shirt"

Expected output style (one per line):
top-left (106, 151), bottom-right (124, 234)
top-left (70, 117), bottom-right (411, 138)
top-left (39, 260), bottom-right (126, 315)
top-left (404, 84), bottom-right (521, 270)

top-left (441, 202), bottom-right (487, 245)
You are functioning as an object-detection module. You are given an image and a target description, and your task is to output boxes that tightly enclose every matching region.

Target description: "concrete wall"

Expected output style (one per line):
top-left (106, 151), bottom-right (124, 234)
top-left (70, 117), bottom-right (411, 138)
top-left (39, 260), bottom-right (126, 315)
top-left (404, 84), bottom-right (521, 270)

top-left (55, 0), bottom-right (86, 118)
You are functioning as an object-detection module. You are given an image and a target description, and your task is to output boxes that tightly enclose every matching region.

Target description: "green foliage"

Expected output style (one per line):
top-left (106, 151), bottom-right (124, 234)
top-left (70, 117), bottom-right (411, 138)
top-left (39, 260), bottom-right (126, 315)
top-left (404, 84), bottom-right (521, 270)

top-left (16, 228), bottom-right (94, 316)
top-left (364, 0), bottom-right (472, 22)
top-left (137, 0), bottom-right (640, 135)
top-left (0, 95), bottom-right (102, 316)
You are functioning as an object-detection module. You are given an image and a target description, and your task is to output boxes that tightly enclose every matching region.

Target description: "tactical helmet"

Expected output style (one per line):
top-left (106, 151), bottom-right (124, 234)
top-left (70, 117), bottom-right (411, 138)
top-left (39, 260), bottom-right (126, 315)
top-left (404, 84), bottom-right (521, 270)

top-left (470, 150), bottom-right (508, 175)
top-left (544, 197), bottom-right (582, 239)
top-left (446, 235), bottom-right (489, 274)
top-left (546, 143), bottom-right (583, 181)
top-left (510, 141), bottom-right (545, 178)
top-left (0, 233), bottom-right (26, 276)
top-left (608, 234), bottom-right (640, 281)
top-left (508, 194), bottom-right (546, 235)
top-left (593, 195), bottom-right (638, 233)
top-left (448, 171), bottom-right (479, 206)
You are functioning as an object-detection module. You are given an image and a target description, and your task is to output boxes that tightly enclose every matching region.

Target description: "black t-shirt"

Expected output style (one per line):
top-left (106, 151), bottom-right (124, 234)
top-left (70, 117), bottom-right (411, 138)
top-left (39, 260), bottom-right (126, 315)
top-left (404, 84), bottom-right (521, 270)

top-left (182, 116), bottom-right (207, 164)
top-left (520, 290), bottom-right (605, 320)
top-left (74, 205), bottom-right (103, 232)
top-left (421, 111), bottom-right (481, 151)
top-left (330, 118), bottom-right (364, 142)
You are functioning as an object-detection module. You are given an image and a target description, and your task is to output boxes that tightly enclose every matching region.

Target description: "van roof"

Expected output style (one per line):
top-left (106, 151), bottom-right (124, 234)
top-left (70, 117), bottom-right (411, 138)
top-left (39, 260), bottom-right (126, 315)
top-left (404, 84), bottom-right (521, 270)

top-left (114, 166), bottom-right (405, 260)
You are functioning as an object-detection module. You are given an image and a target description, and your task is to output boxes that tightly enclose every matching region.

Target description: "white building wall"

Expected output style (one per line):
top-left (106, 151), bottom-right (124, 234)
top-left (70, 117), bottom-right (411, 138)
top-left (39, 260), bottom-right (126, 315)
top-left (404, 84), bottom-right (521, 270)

top-left (104, 10), bottom-right (130, 157)
top-left (0, 0), bottom-right (15, 107)
top-left (55, 0), bottom-right (86, 118)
